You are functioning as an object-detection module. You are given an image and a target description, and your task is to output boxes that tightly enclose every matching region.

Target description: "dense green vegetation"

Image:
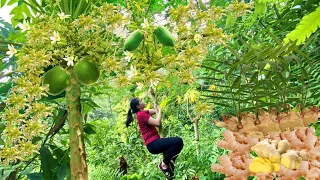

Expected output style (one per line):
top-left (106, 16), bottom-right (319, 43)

top-left (0, 0), bottom-right (319, 179)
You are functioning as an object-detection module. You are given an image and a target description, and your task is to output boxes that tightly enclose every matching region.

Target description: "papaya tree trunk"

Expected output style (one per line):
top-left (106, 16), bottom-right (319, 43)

top-left (66, 70), bottom-right (88, 180)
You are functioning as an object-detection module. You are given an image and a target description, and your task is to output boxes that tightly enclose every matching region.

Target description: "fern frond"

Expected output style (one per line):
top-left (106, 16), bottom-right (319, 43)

top-left (284, 6), bottom-right (320, 45)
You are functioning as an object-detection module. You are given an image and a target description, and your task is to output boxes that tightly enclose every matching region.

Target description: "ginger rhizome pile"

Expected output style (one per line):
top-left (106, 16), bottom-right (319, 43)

top-left (211, 106), bottom-right (320, 180)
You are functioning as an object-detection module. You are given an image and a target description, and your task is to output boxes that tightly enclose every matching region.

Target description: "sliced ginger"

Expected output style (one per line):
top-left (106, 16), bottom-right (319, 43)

top-left (249, 157), bottom-right (280, 173)
top-left (280, 150), bottom-right (309, 170)
top-left (251, 139), bottom-right (290, 163)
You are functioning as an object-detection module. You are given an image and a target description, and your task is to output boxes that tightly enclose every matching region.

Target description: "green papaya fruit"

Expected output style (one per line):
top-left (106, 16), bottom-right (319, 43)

top-left (124, 30), bottom-right (144, 51)
top-left (154, 26), bottom-right (175, 46)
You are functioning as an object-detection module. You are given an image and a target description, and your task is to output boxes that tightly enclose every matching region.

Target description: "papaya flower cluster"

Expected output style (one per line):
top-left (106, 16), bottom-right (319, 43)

top-left (164, 0), bottom-right (252, 85)
top-left (1, 49), bottom-right (55, 165)
top-left (110, 0), bottom-right (253, 92)
top-left (1, 3), bottom-right (128, 164)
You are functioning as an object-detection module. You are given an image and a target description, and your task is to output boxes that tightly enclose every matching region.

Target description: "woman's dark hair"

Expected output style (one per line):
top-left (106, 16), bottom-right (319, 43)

top-left (126, 98), bottom-right (140, 127)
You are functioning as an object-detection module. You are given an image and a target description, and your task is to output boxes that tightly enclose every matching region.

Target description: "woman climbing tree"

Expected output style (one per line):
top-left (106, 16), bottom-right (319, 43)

top-left (126, 97), bottom-right (184, 179)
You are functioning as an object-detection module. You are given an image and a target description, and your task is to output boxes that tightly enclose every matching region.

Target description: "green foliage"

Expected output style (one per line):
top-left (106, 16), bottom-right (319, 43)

top-left (0, 164), bottom-right (22, 180)
top-left (284, 6), bottom-right (320, 45)
top-left (225, 13), bottom-right (237, 29)
top-left (254, 0), bottom-right (286, 2)
top-left (202, 31), bottom-right (320, 118)
top-left (85, 93), bottom-right (228, 179)
top-left (120, 173), bottom-right (141, 180)
top-left (89, 164), bottom-right (122, 180)
top-left (0, 0), bottom-right (8, 7)
top-left (27, 173), bottom-right (44, 180)
top-left (59, 0), bottom-right (91, 20)
top-left (1, 0), bottom-right (320, 179)
top-left (0, 17), bottom-right (16, 39)
top-left (253, 1), bottom-right (267, 15)
top-left (40, 145), bottom-right (58, 180)
top-left (10, 3), bottom-right (31, 26)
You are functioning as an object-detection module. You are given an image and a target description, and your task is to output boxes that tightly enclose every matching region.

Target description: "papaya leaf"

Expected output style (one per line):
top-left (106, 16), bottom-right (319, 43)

top-left (81, 102), bottom-right (94, 115)
top-left (48, 110), bottom-right (68, 137)
top-left (26, 173), bottom-right (44, 180)
top-left (84, 124), bottom-right (96, 134)
top-left (10, 3), bottom-right (32, 26)
top-left (56, 163), bottom-right (68, 180)
top-left (81, 98), bottom-right (100, 109)
top-left (40, 145), bottom-right (58, 180)
top-left (31, 136), bottom-right (42, 144)
top-left (7, 0), bottom-right (18, 5)
top-left (284, 6), bottom-right (320, 45)
top-left (6, 31), bottom-right (27, 43)
top-left (50, 145), bottom-right (70, 163)
top-left (1, 0), bottom-right (8, 7)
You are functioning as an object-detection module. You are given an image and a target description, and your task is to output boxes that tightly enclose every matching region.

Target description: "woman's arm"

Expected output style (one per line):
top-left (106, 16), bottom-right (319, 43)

top-left (147, 108), bottom-right (161, 126)
top-left (148, 109), bottom-right (157, 116)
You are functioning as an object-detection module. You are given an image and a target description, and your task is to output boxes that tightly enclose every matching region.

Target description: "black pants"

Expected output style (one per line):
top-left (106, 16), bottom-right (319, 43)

top-left (146, 137), bottom-right (184, 166)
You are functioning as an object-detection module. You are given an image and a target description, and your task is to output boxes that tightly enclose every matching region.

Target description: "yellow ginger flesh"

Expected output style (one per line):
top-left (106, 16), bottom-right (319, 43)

top-left (249, 157), bottom-right (280, 173)
top-left (251, 139), bottom-right (290, 163)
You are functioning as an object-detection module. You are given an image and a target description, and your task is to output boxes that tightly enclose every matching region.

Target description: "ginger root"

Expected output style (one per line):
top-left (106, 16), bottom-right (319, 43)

top-left (217, 130), bottom-right (258, 152)
top-left (301, 106), bottom-right (319, 126)
top-left (277, 140), bottom-right (291, 154)
top-left (211, 152), bottom-right (252, 179)
top-left (222, 115), bottom-right (239, 132)
top-left (278, 110), bottom-right (303, 131)
top-left (214, 119), bottom-right (227, 128)
top-left (280, 150), bottom-right (309, 170)
top-left (256, 110), bottom-right (280, 135)
top-left (238, 112), bottom-right (262, 137)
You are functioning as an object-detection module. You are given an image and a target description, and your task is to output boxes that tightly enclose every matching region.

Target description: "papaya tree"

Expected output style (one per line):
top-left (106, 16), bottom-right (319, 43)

top-left (0, 0), bottom-right (254, 179)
